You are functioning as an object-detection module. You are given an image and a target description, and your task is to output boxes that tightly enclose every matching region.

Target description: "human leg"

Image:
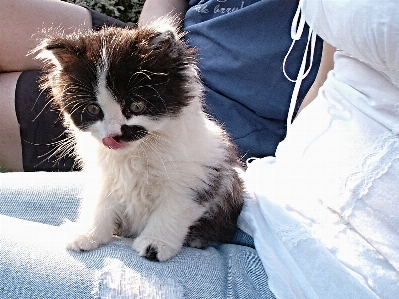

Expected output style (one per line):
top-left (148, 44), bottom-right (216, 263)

top-left (0, 72), bottom-right (23, 171)
top-left (0, 0), bottom-right (91, 72)
top-left (16, 70), bottom-right (80, 172)
top-left (1, 215), bottom-right (271, 299)
top-left (0, 171), bottom-right (275, 299)
top-left (0, 69), bottom-right (78, 172)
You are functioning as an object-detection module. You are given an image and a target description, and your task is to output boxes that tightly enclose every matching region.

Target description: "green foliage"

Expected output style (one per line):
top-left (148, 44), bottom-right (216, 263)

top-left (0, 166), bottom-right (10, 173)
top-left (62, 0), bottom-right (144, 25)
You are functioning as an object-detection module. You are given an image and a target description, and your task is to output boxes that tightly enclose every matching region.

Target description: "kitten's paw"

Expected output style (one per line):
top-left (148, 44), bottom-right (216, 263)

top-left (132, 236), bottom-right (181, 262)
top-left (186, 238), bottom-right (206, 249)
top-left (66, 233), bottom-right (101, 252)
top-left (60, 222), bottom-right (110, 252)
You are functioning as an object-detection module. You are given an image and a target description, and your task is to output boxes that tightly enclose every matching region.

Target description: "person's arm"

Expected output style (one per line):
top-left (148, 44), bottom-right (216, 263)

top-left (297, 41), bottom-right (336, 113)
top-left (138, 0), bottom-right (188, 27)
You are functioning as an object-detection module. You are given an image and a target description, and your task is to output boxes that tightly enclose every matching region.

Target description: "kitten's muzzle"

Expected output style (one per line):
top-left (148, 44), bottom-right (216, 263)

top-left (102, 125), bottom-right (148, 150)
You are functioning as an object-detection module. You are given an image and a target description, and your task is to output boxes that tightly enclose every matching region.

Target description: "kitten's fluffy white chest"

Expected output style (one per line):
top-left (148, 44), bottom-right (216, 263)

top-left (74, 103), bottom-right (219, 239)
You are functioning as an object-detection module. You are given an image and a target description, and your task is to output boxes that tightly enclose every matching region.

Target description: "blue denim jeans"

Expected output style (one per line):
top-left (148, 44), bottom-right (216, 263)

top-left (0, 172), bottom-right (275, 299)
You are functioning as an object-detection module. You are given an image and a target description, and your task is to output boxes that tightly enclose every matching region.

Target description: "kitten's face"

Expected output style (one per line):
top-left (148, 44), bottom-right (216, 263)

top-left (37, 22), bottom-right (198, 150)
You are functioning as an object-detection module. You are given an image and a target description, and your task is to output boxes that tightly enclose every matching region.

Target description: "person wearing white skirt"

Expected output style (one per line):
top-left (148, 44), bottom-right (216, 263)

top-left (242, 0), bottom-right (399, 298)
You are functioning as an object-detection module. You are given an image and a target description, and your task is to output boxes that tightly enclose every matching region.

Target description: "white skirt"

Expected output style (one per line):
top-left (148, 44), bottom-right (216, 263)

top-left (241, 52), bottom-right (399, 299)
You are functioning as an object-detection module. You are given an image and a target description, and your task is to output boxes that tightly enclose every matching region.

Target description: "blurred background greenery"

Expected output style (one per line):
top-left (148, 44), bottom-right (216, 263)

top-left (0, 166), bottom-right (9, 173)
top-left (63, 0), bottom-right (145, 25)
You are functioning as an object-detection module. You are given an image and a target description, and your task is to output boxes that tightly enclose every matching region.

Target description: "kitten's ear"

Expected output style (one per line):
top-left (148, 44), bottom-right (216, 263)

top-left (151, 25), bottom-right (179, 44)
top-left (33, 38), bottom-right (79, 70)
top-left (145, 16), bottom-right (184, 52)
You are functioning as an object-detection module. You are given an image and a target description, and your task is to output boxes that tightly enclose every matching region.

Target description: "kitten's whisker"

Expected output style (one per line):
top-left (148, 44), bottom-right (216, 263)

top-left (129, 73), bottom-right (151, 89)
top-left (63, 83), bottom-right (95, 98)
top-left (129, 68), bottom-right (167, 84)
top-left (136, 145), bottom-right (151, 185)
top-left (127, 72), bottom-right (142, 86)
top-left (129, 73), bottom-right (168, 94)
top-left (32, 87), bottom-right (58, 121)
top-left (135, 71), bottom-right (151, 80)
top-left (143, 84), bottom-right (168, 110)
top-left (45, 143), bottom-right (75, 164)
top-left (141, 133), bottom-right (178, 179)
top-left (141, 138), bottom-right (170, 179)
top-left (129, 92), bottom-right (147, 102)
top-left (31, 133), bottom-right (77, 169)
top-left (148, 132), bottom-right (173, 146)
top-left (130, 80), bottom-right (167, 92)
top-left (140, 69), bottom-right (168, 77)
top-left (63, 100), bottom-right (88, 116)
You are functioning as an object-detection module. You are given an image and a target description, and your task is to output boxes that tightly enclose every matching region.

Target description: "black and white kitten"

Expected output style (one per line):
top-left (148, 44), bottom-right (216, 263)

top-left (35, 19), bottom-right (245, 262)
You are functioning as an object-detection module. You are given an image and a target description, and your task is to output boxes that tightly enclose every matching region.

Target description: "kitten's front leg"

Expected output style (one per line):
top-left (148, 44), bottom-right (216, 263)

top-left (132, 195), bottom-right (206, 262)
top-left (62, 191), bottom-right (118, 252)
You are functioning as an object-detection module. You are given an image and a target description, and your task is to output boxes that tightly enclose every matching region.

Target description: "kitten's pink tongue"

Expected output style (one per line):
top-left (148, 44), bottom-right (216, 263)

top-left (102, 137), bottom-right (125, 150)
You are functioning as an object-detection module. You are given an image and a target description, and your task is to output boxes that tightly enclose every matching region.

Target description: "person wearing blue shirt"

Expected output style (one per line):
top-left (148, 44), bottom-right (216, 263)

top-left (0, 0), bottom-right (322, 171)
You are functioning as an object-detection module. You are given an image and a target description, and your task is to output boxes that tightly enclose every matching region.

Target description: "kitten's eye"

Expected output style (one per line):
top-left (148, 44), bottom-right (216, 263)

top-left (129, 101), bottom-right (145, 113)
top-left (86, 103), bottom-right (102, 116)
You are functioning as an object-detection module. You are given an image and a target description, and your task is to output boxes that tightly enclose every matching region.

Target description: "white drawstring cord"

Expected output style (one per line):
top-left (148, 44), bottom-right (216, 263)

top-left (283, 0), bottom-right (306, 83)
top-left (282, 0), bottom-right (317, 131)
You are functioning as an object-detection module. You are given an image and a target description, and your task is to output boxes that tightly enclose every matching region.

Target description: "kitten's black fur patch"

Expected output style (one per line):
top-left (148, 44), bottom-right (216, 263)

top-left (115, 125), bottom-right (148, 142)
top-left (186, 170), bottom-right (244, 246)
top-left (145, 245), bottom-right (160, 262)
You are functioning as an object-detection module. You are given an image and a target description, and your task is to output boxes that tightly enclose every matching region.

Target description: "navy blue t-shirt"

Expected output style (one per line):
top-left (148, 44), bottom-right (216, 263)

top-left (184, 0), bottom-right (322, 158)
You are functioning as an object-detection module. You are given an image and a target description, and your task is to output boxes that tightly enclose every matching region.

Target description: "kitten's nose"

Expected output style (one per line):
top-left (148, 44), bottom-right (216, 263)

top-left (119, 125), bottom-right (148, 142)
